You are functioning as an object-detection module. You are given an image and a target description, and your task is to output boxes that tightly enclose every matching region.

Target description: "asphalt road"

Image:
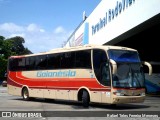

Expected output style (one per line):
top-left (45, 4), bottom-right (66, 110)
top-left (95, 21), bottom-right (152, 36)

top-left (0, 86), bottom-right (160, 120)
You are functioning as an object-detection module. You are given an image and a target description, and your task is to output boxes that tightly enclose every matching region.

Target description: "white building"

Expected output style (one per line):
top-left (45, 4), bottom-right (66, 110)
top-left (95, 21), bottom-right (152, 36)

top-left (65, 0), bottom-right (160, 93)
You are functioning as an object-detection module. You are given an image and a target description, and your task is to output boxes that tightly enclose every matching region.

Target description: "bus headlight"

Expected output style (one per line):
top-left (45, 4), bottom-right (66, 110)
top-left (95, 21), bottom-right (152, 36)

top-left (113, 91), bottom-right (125, 96)
top-left (116, 92), bottom-right (124, 96)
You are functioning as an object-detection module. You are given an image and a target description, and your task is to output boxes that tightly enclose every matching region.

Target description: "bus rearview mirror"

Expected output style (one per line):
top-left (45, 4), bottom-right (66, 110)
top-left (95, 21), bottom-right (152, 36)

top-left (143, 61), bottom-right (152, 76)
top-left (109, 59), bottom-right (117, 75)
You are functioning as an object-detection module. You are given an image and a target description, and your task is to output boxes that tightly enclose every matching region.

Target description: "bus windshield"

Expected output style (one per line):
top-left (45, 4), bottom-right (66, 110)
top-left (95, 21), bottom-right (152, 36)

top-left (108, 50), bottom-right (145, 88)
top-left (108, 49), bottom-right (141, 62)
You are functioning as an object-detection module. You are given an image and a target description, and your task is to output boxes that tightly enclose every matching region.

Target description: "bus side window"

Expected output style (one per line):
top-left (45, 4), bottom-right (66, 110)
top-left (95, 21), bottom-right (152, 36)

top-left (47, 53), bottom-right (61, 69)
top-left (9, 58), bottom-right (25, 71)
top-left (93, 49), bottom-right (111, 86)
top-left (28, 56), bottom-right (36, 70)
top-left (75, 50), bottom-right (91, 69)
top-left (9, 58), bottom-right (18, 71)
top-left (25, 57), bottom-right (30, 70)
top-left (100, 62), bottom-right (110, 86)
top-left (18, 58), bottom-right (26, 70)
top-left (61, 52), bottom-right (75, 69)
top-left (35, 55), bottom-right (47, 70)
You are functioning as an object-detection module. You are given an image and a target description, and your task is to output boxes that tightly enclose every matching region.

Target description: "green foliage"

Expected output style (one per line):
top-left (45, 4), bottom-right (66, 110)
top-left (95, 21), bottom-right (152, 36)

top-left (0, 35), bottom-right (32, 80)
top-left (5, 36), bottom-right (32, 55)
top-left (0, 57), bottom-right (7, 80)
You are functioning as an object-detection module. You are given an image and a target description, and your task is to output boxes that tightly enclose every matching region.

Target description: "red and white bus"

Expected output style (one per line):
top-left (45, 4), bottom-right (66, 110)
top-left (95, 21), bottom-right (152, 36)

top-left (7, 45), bottom-right (152, 107)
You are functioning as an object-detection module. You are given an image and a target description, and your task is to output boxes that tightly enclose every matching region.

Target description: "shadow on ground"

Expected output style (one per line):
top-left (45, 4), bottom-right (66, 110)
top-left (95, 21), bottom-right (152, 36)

top-left (12, 97), bottom-right (150, 110)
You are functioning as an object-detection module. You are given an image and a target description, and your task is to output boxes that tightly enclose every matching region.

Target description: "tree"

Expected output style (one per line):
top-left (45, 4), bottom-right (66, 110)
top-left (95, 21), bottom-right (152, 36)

top-left (0, 36), bottom-right (5, 41)
top-left (5, 36), bottom-right (32, 55)
top-left (0, 35), bottom-right (32, 80)
top-left (0, 36), bottom-right (5, 54)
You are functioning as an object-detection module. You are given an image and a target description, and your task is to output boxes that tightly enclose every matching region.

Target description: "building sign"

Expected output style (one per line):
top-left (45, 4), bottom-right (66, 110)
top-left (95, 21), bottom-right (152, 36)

top-left (65, 0), bottom-right (160, 47)
top-left (91, 0), bottom-right (135, 35)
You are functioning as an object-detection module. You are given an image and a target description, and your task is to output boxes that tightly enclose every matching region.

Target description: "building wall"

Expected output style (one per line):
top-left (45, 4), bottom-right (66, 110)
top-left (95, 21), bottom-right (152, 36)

top-left (65, 0), bottom-right (160, 47)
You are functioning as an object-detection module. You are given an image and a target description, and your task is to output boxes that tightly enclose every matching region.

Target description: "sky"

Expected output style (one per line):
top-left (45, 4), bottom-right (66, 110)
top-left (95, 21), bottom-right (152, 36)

top-left (0, 0), bottom-right (101, 53)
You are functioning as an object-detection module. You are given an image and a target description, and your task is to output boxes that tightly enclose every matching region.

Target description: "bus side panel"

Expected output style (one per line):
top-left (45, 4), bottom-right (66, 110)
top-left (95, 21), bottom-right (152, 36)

top-left (43, 89), bottom-right (77, 101)
top-left (29, 88), bottom-right (44, 98)
top-left (56, 90), bottom-right (69, 100)
top-left (68, 90), bottom-right (76, 100)
top-left (43, 89), bottom-right (56, 99)
top-left (8, 70), bottom-right (111, 103)
top-left (89, 90), bottom-right (111, 103)
top-left (73, 90), bottom-right (78, 101)
top-left (7, 71), bottom-right (22, 96)
top-left (90, 91), bottom-right (101, 103)
top-left (7, 84), bottom-right (21, 96)
top-left (101, 91), bottom-right (112, 104)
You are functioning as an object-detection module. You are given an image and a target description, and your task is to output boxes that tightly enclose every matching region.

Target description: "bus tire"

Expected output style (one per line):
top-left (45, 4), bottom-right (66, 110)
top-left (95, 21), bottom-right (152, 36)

top-left (82, 90), bottom-right (89, 108)
top-left (22, 87), bottom-right (30, 101)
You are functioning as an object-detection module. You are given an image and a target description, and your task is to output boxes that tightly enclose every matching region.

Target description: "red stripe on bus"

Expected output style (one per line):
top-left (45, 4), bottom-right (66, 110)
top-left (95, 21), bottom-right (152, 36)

top-left (28, 86), bottom-right (111, 91)
top-left (8, 72), bottom-right (110, 90)
top-left (8, 78), bottom-right (111, 92)
top-left (7, 77), bottom-right (22, 87)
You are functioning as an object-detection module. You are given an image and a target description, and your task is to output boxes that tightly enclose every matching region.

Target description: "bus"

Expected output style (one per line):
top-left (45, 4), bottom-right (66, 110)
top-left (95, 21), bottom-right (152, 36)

top-left (7, 45), bottom-right (152, 107)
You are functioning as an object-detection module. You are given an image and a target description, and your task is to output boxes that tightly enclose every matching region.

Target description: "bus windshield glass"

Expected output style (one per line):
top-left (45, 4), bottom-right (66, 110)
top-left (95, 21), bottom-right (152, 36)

top-left (108, 49), bottom-right (140, 62)
top-left (108, 50), bottom-right (145, 88)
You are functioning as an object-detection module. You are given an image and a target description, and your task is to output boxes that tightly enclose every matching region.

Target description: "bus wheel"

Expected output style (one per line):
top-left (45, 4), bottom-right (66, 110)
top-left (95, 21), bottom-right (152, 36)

top-left (82, 90), bottom-right (89, 108)
top-left (22, 88), bottom-right (30, 101)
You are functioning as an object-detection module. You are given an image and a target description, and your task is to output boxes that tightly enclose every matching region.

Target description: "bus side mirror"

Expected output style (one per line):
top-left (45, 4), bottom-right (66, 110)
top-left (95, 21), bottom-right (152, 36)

top-left (143, 61), bottom-right (152, 76)
top-left (109, 59), bottom-right (117, 75)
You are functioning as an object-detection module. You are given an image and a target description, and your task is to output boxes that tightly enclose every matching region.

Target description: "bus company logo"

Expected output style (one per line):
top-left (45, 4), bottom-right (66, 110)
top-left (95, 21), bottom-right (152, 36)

top-left (37, 70), bottom-right (76, 78)
top-left (2, 112), bottom-right (11, 117)
top-left (1, 112), bottom-right (42, 118)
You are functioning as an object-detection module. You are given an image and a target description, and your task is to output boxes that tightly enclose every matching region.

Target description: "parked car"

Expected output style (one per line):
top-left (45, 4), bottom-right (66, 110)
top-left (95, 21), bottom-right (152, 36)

top-left (2, 80), bottom-right (7, 87)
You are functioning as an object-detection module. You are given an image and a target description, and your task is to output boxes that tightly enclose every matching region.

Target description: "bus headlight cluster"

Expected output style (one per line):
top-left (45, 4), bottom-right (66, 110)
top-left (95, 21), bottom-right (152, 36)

top-left (115, 92), bottom-right (124, 96)
top-left (113, 90), bottom-right (125, 96)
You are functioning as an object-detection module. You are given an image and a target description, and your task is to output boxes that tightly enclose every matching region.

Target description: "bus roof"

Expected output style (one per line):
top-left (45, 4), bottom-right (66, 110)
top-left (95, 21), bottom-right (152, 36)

top-left (9, 44), bottom-right (137, 58)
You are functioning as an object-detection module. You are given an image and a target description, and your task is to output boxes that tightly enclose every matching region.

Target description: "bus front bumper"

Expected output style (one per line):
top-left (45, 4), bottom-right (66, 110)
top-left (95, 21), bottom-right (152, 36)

top-left (112, 96), bottom-right (145, 104)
